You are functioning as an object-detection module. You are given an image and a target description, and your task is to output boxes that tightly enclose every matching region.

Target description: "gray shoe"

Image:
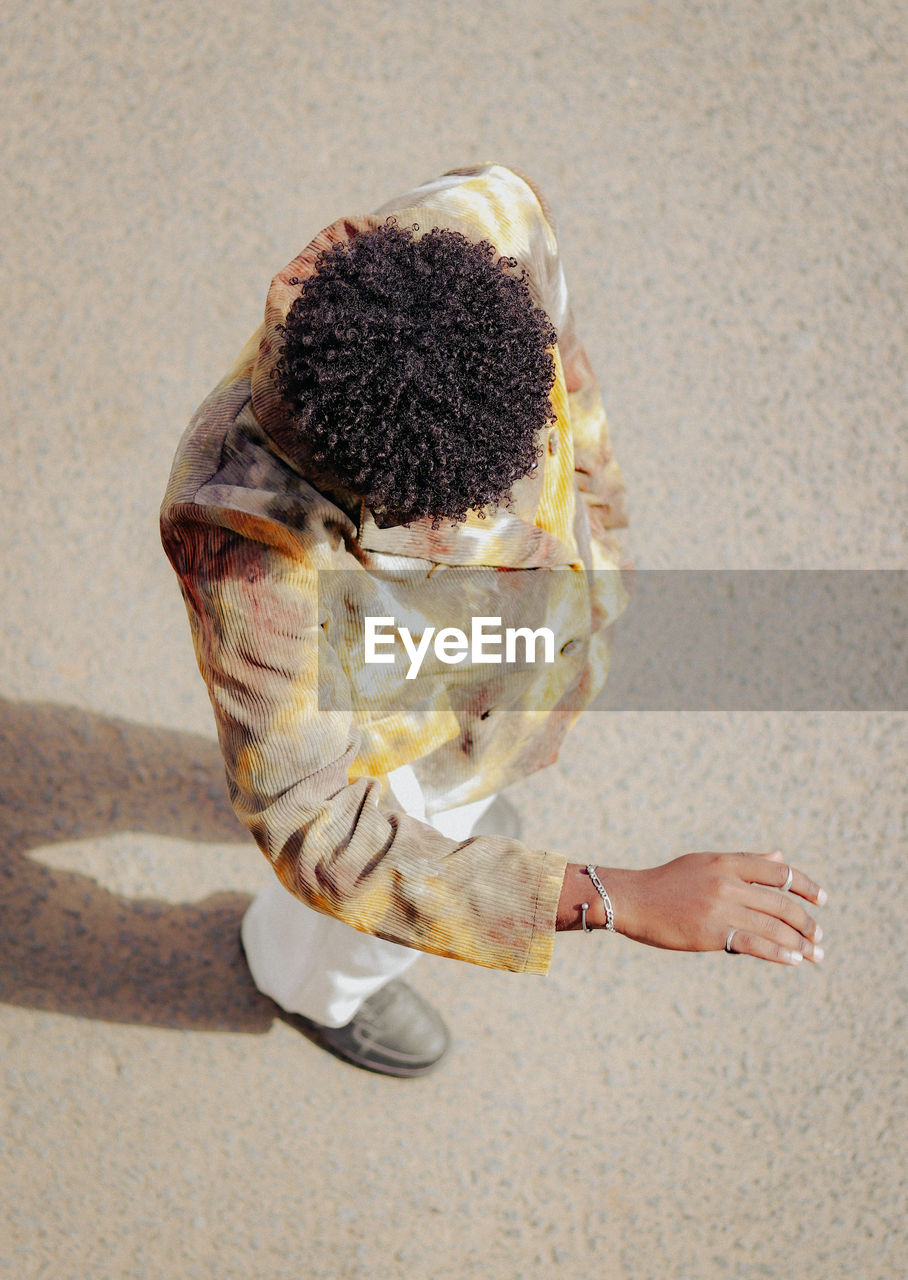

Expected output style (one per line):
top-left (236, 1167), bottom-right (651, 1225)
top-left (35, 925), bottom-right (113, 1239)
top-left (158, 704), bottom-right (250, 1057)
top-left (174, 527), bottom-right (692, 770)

top-left (281, 979), bottom-right (450, 1078)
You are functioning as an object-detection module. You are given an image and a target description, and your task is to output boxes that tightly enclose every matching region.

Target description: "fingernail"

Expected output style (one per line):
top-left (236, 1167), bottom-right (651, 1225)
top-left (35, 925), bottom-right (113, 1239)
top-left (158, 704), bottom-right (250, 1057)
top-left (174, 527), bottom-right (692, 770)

top-left (815, 926), bottom-right (823, 942)
top-left (787, 951), bottom-right (803, 964)
top-left (817, 889), bottom-right (828, 906)
top-left (812, 946), bottom-right (824, 962)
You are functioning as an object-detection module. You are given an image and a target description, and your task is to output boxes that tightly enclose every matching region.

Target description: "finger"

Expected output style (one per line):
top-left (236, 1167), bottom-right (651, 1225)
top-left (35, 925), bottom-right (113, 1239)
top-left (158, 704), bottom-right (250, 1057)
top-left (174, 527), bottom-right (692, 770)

top-left (740, 852), bottom-right (827, 906)
top-left (738, 908), bottom-right (824, 963)
top-left (750, 884), bottom-right (824, 943)
top-left (724, 929), bottom-right (806, 966)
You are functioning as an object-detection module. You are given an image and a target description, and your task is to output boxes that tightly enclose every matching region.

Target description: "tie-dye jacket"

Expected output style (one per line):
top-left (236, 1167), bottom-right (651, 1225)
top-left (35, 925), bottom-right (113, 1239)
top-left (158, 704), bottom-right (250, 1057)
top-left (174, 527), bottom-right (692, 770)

top-left (160, 163), bottom-right (629, 975)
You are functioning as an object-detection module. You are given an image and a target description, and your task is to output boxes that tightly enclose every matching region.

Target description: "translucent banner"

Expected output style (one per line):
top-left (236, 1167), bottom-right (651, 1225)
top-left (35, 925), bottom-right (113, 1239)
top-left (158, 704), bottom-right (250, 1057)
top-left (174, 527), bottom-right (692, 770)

top-left (314, 569), bottom-right (906, 712)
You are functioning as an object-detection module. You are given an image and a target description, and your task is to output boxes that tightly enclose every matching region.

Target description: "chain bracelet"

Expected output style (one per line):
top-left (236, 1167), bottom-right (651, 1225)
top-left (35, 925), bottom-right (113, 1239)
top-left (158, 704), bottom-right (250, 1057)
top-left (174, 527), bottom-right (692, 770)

top-left (584, 864), bottom-right (615, 931)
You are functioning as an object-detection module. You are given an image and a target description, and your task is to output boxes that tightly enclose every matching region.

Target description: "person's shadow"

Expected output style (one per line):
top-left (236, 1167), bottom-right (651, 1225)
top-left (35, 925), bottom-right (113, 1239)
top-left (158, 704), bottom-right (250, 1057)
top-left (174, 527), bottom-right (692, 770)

top-left (0, 696), bottom-right (281, 1033)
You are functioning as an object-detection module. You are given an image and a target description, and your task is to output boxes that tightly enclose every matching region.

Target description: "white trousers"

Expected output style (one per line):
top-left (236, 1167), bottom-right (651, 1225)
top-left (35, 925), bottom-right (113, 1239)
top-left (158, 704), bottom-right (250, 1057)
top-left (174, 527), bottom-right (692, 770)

top-left (240, 766), bottom-right (496, 1028)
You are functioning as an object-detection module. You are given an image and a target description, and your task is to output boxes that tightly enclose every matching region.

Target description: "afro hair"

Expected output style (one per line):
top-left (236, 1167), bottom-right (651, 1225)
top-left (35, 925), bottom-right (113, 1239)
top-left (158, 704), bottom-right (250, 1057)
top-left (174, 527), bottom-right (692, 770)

top-left (272, 219), bottom-right (558, 527)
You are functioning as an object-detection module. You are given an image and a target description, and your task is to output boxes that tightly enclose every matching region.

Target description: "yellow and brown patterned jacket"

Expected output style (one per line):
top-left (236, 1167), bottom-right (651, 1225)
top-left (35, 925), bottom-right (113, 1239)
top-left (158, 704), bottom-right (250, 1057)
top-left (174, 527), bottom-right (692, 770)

top-left (160, 163), bottom-right (630, 975)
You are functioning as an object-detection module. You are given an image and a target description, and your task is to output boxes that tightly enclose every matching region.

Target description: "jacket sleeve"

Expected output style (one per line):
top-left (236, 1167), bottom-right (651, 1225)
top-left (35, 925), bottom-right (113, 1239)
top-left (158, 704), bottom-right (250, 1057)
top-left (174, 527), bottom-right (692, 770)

top-left (161, 503), bottom-right (567, 974)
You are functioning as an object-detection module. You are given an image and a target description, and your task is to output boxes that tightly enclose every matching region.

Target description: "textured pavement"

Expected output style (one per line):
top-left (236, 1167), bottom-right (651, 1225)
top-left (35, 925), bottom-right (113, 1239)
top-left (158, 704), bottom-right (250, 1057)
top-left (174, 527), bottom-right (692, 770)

top-left (2, 3), bottom-right (905, 1278)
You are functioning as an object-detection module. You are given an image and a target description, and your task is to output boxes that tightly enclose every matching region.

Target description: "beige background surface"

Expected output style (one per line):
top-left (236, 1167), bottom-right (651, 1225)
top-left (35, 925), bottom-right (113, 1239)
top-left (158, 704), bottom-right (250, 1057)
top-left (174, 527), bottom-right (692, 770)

top-left (1, 2), bottom-right (905, 1277)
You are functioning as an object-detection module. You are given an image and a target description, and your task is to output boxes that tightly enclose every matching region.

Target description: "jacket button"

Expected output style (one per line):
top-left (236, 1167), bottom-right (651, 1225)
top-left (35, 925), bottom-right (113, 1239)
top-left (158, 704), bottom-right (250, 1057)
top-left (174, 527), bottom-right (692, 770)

top-left (560, 638), bottom-right (581, 656)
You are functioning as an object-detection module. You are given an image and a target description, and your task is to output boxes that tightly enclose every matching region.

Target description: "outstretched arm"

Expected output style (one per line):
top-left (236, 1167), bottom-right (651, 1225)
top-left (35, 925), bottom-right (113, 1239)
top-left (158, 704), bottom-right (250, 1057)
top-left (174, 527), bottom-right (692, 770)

top-left (557, 850), bottom-right (826, 964)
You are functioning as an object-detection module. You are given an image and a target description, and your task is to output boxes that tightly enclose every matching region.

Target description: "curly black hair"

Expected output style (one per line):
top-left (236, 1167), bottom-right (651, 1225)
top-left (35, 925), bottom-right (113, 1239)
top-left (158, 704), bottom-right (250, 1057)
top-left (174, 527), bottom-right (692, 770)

top-left (273, 219), bottom-right (558, 527)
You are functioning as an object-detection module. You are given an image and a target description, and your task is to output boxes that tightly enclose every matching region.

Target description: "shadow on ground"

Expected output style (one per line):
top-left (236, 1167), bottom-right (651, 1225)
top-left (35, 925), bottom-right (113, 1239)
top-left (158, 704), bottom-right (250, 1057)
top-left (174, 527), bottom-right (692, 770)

top-left (0, 697), bottom-right (280, 1034)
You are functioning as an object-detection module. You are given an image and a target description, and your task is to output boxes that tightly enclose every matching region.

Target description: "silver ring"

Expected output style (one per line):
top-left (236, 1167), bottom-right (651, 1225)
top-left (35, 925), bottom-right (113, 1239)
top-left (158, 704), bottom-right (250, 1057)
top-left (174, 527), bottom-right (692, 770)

top-left (781, 865), bottom-right (794, 894)
top-left (725, 928), bottom-right (738, 954)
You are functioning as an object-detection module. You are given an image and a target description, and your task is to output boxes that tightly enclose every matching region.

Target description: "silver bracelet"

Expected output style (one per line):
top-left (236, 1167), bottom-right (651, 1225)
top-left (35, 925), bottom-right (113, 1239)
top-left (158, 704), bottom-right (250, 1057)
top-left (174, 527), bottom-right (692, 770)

top-left (581, 865), bottom-right (615, 932)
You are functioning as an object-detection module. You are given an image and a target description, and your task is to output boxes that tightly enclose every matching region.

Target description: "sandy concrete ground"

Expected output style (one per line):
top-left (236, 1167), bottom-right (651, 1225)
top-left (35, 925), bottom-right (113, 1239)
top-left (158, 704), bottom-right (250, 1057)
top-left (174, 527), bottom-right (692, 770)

top-left (1, 2), bottom-right (905, 1277)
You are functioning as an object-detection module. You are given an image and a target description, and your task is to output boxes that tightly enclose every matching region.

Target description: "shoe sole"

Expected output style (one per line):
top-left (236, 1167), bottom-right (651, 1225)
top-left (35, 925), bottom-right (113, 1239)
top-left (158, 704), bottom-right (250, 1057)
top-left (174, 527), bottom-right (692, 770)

top-left (288, 1013), bottom-right (450, 1077)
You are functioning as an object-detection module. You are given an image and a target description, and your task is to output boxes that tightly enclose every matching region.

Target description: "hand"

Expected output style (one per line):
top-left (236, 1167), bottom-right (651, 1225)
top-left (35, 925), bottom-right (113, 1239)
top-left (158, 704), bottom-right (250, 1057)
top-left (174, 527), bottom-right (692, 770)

top-left (593, 850), bottom-right (826, 965)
